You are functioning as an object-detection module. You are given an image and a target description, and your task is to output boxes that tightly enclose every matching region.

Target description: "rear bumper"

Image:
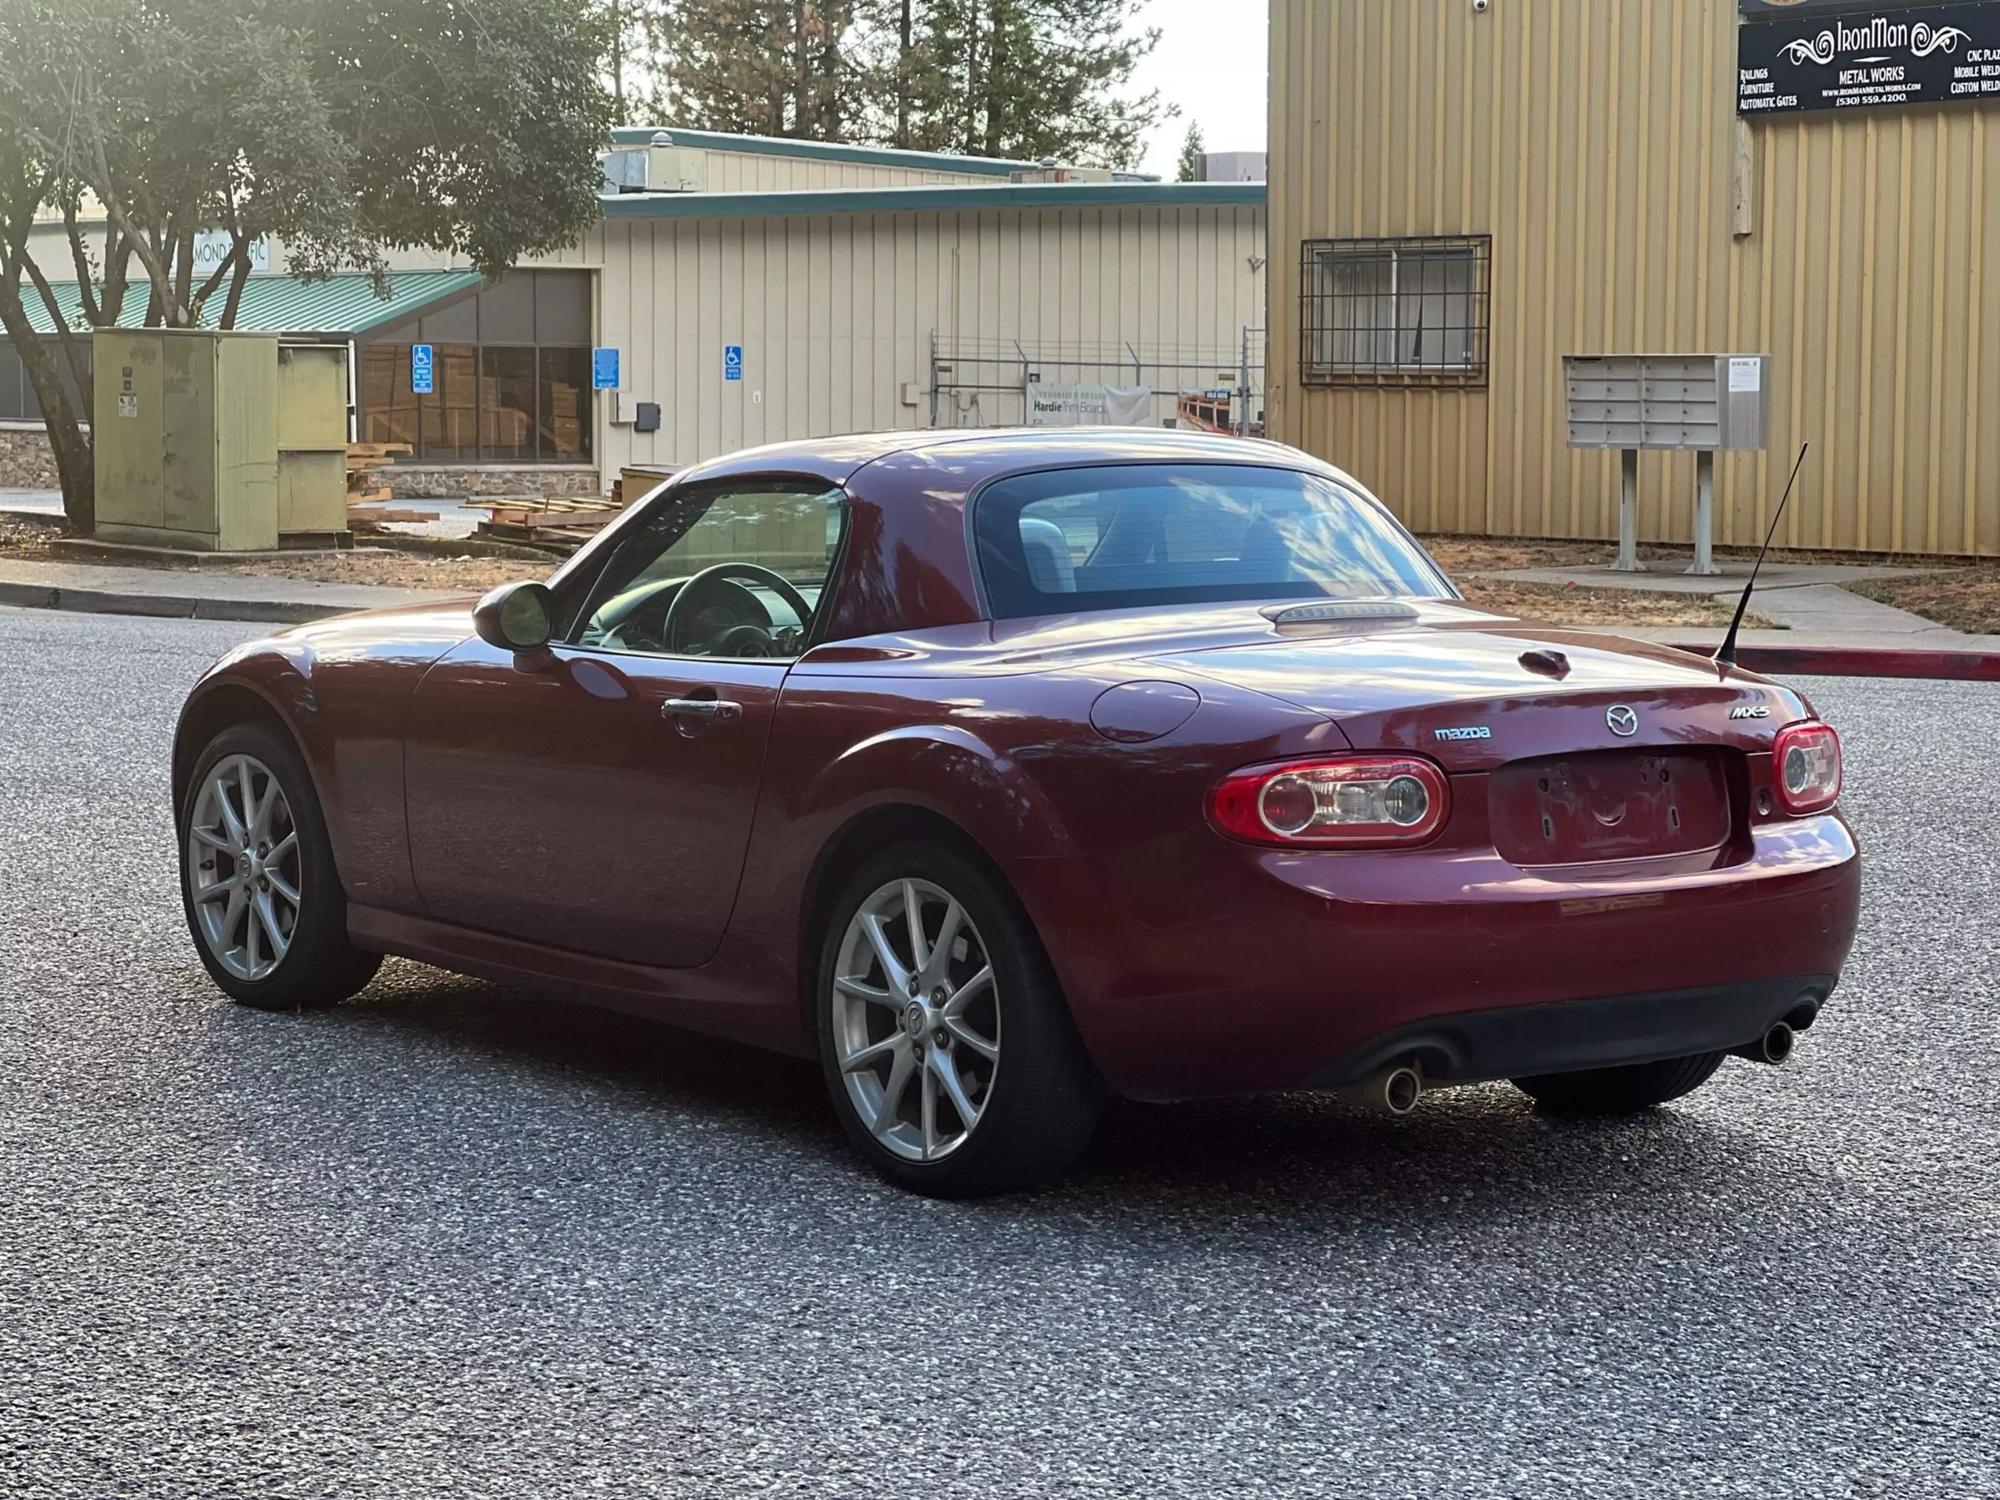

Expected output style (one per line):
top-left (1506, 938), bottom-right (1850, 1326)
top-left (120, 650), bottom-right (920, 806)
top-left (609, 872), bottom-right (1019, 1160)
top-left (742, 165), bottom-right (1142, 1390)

top-left (1016, 811), bottom-right (1861, 1101)
top-left (1298, 975), bottom-right (1832, 1090)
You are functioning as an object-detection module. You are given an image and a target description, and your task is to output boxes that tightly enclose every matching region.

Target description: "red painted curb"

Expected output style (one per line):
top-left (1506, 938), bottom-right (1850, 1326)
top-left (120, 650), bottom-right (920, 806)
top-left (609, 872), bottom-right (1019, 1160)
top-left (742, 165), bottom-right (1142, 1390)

top-left (1659, 641), bottom-right (2000, 682)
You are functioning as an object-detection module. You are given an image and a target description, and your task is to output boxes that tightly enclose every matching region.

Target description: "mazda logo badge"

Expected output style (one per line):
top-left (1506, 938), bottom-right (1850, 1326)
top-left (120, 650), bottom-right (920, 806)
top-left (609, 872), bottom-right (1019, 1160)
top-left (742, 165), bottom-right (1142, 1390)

top-left (1606, 704), bottom-right (1640, 737)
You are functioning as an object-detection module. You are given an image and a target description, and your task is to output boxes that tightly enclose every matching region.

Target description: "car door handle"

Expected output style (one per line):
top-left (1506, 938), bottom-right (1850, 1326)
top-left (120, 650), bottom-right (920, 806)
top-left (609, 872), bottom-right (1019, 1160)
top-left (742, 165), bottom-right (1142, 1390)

top-left (661, 697), bottom-right (743, 723)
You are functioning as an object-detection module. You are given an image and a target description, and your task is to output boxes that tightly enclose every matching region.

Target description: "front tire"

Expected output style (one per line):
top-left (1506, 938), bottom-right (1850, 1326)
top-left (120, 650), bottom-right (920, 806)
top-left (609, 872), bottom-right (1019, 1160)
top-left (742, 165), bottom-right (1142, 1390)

top-left (178, 723), bottom-right (381, 1010)
top-left (816, 842), bottom-right (1104, 1197)
top-left (1512, 1051), bottom-right (1726, 1114)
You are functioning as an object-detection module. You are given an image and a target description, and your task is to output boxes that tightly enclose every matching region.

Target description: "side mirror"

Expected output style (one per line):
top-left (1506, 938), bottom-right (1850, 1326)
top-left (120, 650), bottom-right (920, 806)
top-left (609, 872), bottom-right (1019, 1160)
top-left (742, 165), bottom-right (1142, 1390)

top-left (473, 581), bottom-right (555, 654)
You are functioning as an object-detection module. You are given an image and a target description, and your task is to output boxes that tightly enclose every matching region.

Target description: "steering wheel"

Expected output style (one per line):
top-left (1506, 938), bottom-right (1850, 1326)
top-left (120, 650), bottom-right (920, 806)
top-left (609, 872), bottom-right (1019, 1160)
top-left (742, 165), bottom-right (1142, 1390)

top-left (661, 562), bottom-right (816, 655)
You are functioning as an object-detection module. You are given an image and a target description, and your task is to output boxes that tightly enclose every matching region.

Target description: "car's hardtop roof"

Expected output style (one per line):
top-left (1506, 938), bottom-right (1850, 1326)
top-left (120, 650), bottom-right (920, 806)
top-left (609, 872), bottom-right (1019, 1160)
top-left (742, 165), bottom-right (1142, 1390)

top-left (672, 427), bottom-right (1359, 497)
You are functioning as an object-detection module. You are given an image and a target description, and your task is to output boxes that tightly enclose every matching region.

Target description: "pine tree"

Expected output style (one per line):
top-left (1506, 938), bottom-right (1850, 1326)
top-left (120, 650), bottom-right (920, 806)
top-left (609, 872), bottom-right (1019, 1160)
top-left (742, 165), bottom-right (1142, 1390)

top-left (871, 0), bottom-right (1166, 169)
top-left (641, 0), bottom-right (1165, 167)
top-left (1176, 119), bottom-right (1205, 182)
top-left (649, 0), bottom-right (859, 140)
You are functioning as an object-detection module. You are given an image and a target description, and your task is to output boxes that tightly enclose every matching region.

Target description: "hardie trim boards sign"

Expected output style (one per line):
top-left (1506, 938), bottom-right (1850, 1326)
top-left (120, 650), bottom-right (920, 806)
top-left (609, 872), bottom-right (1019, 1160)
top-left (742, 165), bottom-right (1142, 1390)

top-left (1738, 1), bottom-right (2000, 114)
top-left (1025, 382), bottom-right (1153, 428)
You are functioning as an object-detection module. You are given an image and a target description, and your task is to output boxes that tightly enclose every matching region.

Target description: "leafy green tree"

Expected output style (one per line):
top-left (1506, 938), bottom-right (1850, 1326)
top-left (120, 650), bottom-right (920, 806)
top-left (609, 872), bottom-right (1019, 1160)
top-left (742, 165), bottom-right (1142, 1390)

top-left (1176, 119), bottom-right (1205, 182)
top-left (0, 0), bottom-right (616, 535)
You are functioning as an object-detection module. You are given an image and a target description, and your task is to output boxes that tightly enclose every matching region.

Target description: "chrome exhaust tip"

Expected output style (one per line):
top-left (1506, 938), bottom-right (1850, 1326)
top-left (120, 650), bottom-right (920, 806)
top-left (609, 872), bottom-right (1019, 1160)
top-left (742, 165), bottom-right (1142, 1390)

top-left (1732, 1021), bottom-right (1796, 1067)
top-left (1345, 1063), bottom-right (1424, 1115)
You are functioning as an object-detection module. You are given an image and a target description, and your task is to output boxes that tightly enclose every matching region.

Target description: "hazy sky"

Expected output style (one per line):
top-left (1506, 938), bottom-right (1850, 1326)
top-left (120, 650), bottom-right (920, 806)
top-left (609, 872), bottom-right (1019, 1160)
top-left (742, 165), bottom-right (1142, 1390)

top-left (1129, 0), bottom-right (1270, 178)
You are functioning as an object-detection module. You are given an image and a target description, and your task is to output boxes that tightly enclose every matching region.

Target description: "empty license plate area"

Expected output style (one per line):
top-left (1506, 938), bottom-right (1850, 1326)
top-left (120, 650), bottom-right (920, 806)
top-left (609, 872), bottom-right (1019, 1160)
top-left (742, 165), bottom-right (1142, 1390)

top-left (1489, 749), bottom-right (1733, 866)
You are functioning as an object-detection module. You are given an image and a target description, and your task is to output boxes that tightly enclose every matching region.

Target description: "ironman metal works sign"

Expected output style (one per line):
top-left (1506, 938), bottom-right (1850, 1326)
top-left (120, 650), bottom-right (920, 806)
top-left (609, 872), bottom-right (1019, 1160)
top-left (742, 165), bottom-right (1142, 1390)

top-left (1738, 1), bottom-right (2000, 114)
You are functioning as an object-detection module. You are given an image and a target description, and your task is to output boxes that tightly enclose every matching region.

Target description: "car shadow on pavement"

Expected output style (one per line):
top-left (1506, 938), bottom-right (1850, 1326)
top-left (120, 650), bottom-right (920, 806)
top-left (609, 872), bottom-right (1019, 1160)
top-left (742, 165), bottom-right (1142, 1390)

top-left (316, 961), bottom-right (833, 1125)
top-left (276, 959), bottom-right (1785, 1227)
top-left (1066, 1090), bottom-right (1753, 1218)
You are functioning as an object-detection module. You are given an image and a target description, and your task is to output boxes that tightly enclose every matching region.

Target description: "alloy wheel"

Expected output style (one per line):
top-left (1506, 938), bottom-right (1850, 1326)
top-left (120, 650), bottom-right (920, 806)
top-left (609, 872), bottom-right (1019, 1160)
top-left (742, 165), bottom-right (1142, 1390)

top-left (831, 878), bottom-right (1001, 1164)
top-left (186, 754), bottom-right (302, 982)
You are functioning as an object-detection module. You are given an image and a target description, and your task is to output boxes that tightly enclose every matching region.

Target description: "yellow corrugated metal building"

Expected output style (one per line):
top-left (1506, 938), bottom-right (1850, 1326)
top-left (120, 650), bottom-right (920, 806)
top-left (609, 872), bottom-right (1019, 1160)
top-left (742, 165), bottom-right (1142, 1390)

top-left (1267, 0), bottom-right (2000, 557)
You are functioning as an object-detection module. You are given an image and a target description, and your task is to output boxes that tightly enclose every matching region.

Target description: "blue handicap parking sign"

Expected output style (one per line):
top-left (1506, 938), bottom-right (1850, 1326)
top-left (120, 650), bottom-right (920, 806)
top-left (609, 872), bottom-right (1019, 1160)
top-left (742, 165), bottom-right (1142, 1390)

top-left (410, 343), bottom-right (434, 395)
top-left (724, 344), bottom-right (743, 382)
top-left (592, 347), bottom-right (621, 390)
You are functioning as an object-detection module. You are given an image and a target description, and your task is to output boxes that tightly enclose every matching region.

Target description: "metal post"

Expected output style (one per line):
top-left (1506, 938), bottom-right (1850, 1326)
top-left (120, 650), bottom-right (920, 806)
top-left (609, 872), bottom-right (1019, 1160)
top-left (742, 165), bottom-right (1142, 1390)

top-left (1688, 450), bottom-right (1721, 575)
top-left (1239, 327), bottom-right (1251, 436)
top-left (1615, 448), bottom-right (1643, 572)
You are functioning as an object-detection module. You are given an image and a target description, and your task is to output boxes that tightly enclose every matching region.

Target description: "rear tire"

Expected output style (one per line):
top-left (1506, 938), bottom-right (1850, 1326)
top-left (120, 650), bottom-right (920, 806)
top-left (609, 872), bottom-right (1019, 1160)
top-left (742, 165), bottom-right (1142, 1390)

top-left (816, 841), bottom-right (1105, 1197)
top-left (178, 723), bottom-right (381, 1011)
top-left (1512, 1051), bottom-right (1726, 1114)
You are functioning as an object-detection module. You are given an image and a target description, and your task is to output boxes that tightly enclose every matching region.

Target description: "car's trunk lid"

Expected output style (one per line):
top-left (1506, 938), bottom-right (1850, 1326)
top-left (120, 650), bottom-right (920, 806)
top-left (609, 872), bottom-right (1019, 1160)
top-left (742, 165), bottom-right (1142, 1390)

top-left (1147, 616), bottom-right (1792, 768)
top-left (1146, 611), bottom-right (1800, 866)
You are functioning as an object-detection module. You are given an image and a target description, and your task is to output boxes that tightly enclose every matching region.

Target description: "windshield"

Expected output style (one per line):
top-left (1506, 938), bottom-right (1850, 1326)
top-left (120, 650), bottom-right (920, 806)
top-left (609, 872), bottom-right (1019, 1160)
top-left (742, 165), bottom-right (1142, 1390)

top-left (972, 463), bottom-right (1452, 619)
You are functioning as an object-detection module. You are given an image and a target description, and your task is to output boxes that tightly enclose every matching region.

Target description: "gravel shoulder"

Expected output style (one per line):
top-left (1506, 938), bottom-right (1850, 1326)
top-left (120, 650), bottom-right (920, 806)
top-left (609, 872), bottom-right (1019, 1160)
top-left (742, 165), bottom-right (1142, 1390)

top-left (1, 604), bottom-right (1995, 1497)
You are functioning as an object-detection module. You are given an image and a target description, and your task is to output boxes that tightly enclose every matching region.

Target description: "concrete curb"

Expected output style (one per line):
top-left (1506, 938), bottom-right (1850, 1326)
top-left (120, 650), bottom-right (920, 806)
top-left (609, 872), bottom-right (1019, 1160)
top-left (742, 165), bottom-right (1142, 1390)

top-left (1658, 640), bottom-right (2000, 682)
top-left (0, 579), bottom-right (341, 625)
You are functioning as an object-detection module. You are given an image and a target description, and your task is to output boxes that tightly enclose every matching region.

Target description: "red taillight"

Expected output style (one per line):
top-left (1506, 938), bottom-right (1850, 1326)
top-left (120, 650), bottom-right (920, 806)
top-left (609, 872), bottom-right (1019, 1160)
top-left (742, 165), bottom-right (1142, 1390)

top-left (1208, 756), bottom-right (1450, 848)
top-left (1772, 721), bottom-right (1842, 814)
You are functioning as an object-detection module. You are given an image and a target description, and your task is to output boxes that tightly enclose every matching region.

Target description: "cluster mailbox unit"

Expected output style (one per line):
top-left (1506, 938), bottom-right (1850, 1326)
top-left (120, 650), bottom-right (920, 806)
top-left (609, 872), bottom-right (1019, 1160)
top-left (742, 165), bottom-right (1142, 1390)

top-left (1563, 353), bottom-right (1772, 575)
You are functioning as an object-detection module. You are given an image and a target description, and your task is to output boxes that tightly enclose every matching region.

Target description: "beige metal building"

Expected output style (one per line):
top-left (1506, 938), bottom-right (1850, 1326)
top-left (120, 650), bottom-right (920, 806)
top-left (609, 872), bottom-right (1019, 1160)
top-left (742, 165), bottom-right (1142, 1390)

top-left (4, 127), bottom-right (1267, 497)
top-left (1267, 0), bottom-right (2000, 557)
top-left (591, 181), bottom-right (1267, 471)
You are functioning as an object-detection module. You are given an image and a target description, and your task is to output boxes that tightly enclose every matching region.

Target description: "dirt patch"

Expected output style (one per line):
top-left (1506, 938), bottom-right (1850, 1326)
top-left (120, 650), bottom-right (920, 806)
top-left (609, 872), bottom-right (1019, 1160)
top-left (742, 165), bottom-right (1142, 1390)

top-left (201, 551), bottom-right (547, 593)
top-left (1422, 537), bottom-right (1612, 574)
top-left (1847, 566), bottom-right (2000, 635)
top-left (1456, 579), bottom-right (1772, 631)
top-left (0, 513), bottom-right (59, 559)
top-left (1, 513), bottom-right (1775, 628)
top-left (1419, 533), bottom-right (1951, 577)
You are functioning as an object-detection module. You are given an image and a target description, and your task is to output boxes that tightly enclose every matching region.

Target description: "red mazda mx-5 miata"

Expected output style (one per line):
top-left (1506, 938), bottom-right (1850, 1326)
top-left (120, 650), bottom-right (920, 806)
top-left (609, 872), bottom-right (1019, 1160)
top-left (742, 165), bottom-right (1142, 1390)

top-left (174, 430), bottom-right (1860, 1195)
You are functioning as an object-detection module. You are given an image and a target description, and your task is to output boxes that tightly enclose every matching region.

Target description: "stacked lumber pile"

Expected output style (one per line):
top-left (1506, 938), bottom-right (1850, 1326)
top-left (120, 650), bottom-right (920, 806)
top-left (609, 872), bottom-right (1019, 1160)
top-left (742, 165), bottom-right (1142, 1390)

top-left (465, 495), bottom-right (626, 554)
top-left (464, 467), bottom-right (677, 555)
top-left (345, 443), bottom-right (432, 533)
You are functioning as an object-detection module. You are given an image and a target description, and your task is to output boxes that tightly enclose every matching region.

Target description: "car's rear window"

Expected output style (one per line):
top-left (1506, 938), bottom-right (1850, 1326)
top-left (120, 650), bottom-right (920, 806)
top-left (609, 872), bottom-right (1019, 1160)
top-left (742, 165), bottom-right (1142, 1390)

top-left (972, 463), bottom-right (1451, 619)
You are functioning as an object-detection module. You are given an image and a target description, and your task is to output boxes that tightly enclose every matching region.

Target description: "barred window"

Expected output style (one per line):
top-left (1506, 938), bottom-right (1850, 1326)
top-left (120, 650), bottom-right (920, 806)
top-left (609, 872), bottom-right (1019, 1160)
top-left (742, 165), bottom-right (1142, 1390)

top-left (1300, 236), bottom-right (1491, 388)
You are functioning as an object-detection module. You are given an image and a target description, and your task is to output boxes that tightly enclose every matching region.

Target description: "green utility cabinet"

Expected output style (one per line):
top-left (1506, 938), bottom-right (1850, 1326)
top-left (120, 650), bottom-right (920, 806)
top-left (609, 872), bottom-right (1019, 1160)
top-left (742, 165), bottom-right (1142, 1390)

top-left (275, 342), bottom-right (351, 543)
top-left (94, 328), bottom-right (281, 552)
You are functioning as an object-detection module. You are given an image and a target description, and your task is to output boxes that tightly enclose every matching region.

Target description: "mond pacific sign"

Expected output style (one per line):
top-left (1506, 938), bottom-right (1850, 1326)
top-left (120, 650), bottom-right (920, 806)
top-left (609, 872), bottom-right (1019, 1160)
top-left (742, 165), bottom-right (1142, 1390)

top-left (1738, 1), bottom-right (2000, 114)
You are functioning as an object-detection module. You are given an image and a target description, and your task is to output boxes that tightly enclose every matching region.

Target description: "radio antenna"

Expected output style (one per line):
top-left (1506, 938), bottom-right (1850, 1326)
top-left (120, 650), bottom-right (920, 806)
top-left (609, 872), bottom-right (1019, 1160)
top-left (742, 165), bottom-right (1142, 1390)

top-left (1715, 442), bottom-right (1809, 673)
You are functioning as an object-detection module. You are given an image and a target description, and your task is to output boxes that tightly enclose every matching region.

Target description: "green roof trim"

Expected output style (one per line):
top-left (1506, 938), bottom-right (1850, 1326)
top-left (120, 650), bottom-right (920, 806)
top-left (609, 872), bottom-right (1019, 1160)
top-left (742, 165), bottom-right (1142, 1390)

top-left (600, 180), bottom-right (1266, 220)
top-left (609, 124), bottom-right (1034, 177)
top-left (21, 269), bottom-right (486, 337)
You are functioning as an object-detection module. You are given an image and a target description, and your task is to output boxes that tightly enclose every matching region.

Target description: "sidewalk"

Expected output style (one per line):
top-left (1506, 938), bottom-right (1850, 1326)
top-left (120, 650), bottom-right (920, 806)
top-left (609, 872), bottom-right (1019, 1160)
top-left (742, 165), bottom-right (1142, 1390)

top-left (0, 556), bottom-right (457, 624)
top-left (1470, 559), bottom-right (1961, 636)
top-left (1465, 556), bottom-right (2000, 678)
top-left (2, 490), bottom-right (481, 539)
top-left (1, 552), bottom-right (1995, 678)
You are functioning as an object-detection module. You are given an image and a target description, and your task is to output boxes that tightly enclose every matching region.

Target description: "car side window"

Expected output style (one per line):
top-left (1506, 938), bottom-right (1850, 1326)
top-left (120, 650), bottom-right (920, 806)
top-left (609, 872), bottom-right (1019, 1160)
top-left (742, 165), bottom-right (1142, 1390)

top-left (569, 480), bottom-right (847, 660)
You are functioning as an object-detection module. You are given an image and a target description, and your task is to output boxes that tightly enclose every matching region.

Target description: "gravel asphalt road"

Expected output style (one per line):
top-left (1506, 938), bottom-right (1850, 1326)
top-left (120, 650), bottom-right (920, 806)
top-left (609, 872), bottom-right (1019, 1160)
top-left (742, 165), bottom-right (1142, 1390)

top-left (1, 604), bottom-right (1994, 1498)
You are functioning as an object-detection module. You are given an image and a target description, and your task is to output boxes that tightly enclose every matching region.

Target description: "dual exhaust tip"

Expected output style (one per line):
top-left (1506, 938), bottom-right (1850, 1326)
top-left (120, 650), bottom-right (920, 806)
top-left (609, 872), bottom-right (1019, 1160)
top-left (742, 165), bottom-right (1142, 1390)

top-left (1346, 1020), bottom-right (1799, 1114)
